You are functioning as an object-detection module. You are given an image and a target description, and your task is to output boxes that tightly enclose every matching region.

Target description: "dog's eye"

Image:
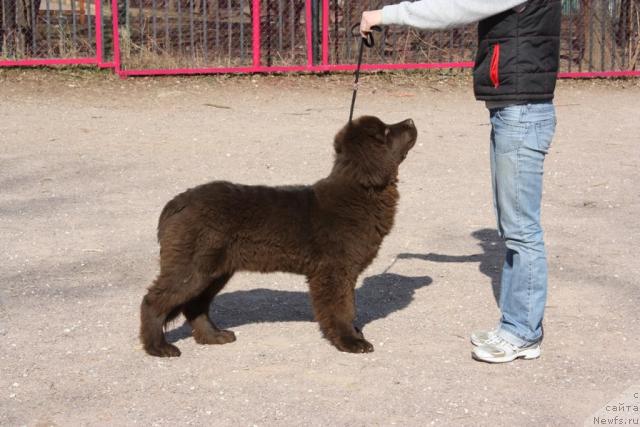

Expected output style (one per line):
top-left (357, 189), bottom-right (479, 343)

top-left (364, 127), bottom-right (387, 144)
top-left (372, 132), bottom-right (387, 144)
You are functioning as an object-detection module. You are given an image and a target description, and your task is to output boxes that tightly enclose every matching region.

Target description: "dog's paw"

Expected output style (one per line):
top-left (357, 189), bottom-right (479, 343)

top-left (193, 329), bottom-right (236, 345)
top-left (144, 343), bottom-right (182, 357)
top-left (335, 335), bottom-right (374, 353)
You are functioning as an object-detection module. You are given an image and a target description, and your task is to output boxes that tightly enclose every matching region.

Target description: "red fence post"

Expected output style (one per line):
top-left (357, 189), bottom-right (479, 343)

top-left (305, 0), bottom-right (313, 68)
top-left (111, 0), bottom-right (123, 76)
top-left (95, 0), bottom-right (103, 65)
top-left (252, 0), bottom-right (261, 68)
top-left (321, 0), bottom-right (329, 66)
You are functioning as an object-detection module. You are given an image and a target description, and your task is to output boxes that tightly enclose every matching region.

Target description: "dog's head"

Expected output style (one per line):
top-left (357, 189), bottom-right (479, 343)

top-left (332, 116), bottom-right (417, 188)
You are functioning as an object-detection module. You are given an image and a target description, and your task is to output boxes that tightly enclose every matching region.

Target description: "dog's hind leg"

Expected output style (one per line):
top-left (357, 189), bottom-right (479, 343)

top-left (140, 273), bottom-right (184, 357)
top-left (308, 270), bottom-right (374, 354)
top-left (140, 269), bottom-right (215, 357)
top-left (183, 273), bottom-right (237, 345)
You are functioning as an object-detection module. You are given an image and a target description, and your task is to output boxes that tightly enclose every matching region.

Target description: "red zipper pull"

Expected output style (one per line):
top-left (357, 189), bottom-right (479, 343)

top-left (490, 43), bottom-right (500, 88)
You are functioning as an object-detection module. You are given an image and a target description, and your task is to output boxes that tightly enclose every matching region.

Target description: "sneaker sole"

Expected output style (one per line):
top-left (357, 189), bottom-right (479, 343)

top-left (471, 347), bottom-right (541, 364)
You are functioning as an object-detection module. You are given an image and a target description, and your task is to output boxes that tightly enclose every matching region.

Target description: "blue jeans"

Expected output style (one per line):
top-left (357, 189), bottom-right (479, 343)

top-left (489, 101), bottom-right (556, 347)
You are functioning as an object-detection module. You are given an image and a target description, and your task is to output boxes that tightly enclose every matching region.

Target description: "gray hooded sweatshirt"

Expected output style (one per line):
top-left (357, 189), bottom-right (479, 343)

top-left (381, 0), bottom-right (527, 30)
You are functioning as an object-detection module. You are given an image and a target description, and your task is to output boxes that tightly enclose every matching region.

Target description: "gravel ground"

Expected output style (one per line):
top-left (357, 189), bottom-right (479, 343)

top-left (0, 69), bottom-right (639, 426)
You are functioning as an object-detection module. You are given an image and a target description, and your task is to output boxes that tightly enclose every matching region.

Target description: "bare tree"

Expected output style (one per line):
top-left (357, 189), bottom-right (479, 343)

top-left (1, 0), bottom-right (18, 56)
top-left (1, 0), bottom-right (41, 56)
top-left (617, 0), bottom-right (640, 68)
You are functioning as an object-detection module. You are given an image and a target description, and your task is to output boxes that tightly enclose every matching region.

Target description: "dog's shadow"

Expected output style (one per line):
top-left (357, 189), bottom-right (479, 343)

top-left (166, 272), bottom-right (432, 343)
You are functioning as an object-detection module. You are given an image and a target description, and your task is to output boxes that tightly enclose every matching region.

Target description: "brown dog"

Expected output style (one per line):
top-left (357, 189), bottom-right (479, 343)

top-left (140, 116), bottom-right (417, 357)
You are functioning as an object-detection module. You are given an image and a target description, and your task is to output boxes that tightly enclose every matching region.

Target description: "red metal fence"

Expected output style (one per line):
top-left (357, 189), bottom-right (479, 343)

top-left (2, 0), bottom-right (639, 77)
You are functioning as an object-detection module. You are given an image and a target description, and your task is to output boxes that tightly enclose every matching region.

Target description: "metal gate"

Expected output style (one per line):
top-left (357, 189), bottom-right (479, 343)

top-left (2, 0), bottom-right (639, 77)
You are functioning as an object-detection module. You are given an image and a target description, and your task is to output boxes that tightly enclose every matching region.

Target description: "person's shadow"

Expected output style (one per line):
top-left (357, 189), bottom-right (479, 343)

top-left (166, 272), bottom-right (432, 343)
top-left (398, 228), bottom-right (505, 306)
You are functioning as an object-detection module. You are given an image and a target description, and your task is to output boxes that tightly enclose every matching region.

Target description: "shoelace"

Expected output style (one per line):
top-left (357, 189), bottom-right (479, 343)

top-left (484, 335), bottom-right (518, 351)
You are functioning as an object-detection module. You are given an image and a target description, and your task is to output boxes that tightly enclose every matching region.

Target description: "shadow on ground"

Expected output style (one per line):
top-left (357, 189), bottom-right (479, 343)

top-left (166, 228), bottom-right (505, 343)
top-left (166, 272), bottom-right (432, 343)
top-left (398, 228), bottom-right (505, 306)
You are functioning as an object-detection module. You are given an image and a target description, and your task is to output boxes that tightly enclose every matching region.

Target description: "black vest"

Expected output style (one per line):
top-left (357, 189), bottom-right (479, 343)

top-left (473, 0), bottom-right (562, 102)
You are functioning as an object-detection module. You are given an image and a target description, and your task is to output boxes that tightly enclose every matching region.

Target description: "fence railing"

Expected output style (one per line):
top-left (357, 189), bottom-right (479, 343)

top-left (2, 0), bottom-right (639, 77)
top-left (0, 0), bottom-right (97, 64)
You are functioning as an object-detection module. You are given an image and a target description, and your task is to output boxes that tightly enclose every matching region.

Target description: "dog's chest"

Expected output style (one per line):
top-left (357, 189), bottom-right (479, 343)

top-left (351, 200), bottom-right (397, 261)
top-left (369, 206), bottom-right (396, 242)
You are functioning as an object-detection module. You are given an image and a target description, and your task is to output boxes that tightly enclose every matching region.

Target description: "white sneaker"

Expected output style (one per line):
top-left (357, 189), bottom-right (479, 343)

top-left (472, 335), bottom-right (541, 363)
top-left (470, 329), bottom-right (498, 346)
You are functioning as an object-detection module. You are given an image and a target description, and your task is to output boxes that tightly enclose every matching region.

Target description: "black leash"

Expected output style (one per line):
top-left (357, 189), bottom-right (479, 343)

top-left (349, 24), bottom-right (381, 123)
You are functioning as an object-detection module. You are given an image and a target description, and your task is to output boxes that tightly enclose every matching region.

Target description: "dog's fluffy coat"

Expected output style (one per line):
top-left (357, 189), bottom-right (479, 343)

top-left (140, 116), bottom-right (417, 357)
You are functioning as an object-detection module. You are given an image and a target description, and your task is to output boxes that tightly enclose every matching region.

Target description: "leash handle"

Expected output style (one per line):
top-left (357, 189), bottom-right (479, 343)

top-left (351, 23), bottom-right (382, 47)
top-left (349, 24), bottom-right (382, 123)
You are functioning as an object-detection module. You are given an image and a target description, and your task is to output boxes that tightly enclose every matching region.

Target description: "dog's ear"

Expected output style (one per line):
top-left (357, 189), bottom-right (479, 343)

top-left (334, 118), bottom-right (379, 151)
top-left (333, 126), bottom-right (346, 154)
top-left (333, 121), bottom-right (359, 154)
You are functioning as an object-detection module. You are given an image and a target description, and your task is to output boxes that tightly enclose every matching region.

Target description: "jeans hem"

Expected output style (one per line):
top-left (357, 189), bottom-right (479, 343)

top-left (497, 325), bottom-right (536, 347)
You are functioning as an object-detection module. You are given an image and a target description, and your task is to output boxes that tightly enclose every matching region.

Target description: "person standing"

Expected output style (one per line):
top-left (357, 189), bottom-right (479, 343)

top-left (361, 0), bottom-right (561, 363)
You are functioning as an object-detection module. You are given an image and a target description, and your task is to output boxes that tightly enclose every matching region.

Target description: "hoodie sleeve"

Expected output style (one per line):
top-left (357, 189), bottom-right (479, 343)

top-left (381, 0), bottom-right (528, 30)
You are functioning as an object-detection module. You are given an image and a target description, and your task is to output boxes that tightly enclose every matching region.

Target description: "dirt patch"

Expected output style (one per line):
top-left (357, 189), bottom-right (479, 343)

top-left (1, 69), bottom-right (639, 426)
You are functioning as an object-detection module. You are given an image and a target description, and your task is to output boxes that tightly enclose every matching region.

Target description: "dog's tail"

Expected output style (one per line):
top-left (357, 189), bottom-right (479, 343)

top-left (157, 194), bottom-right (189, 242)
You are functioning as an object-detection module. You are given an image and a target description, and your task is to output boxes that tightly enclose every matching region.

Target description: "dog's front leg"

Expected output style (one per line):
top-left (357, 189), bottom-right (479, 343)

top-left (308, 271), bottom-right (374, 353)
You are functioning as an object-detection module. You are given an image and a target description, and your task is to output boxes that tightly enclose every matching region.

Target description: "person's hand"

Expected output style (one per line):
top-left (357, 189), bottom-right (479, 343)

top-left (360, 10), bottom-right (382, 38)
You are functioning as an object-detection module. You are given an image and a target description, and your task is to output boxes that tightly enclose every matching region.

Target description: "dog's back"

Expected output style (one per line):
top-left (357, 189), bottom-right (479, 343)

top-left (157, 181), bottom-right (317, 275)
